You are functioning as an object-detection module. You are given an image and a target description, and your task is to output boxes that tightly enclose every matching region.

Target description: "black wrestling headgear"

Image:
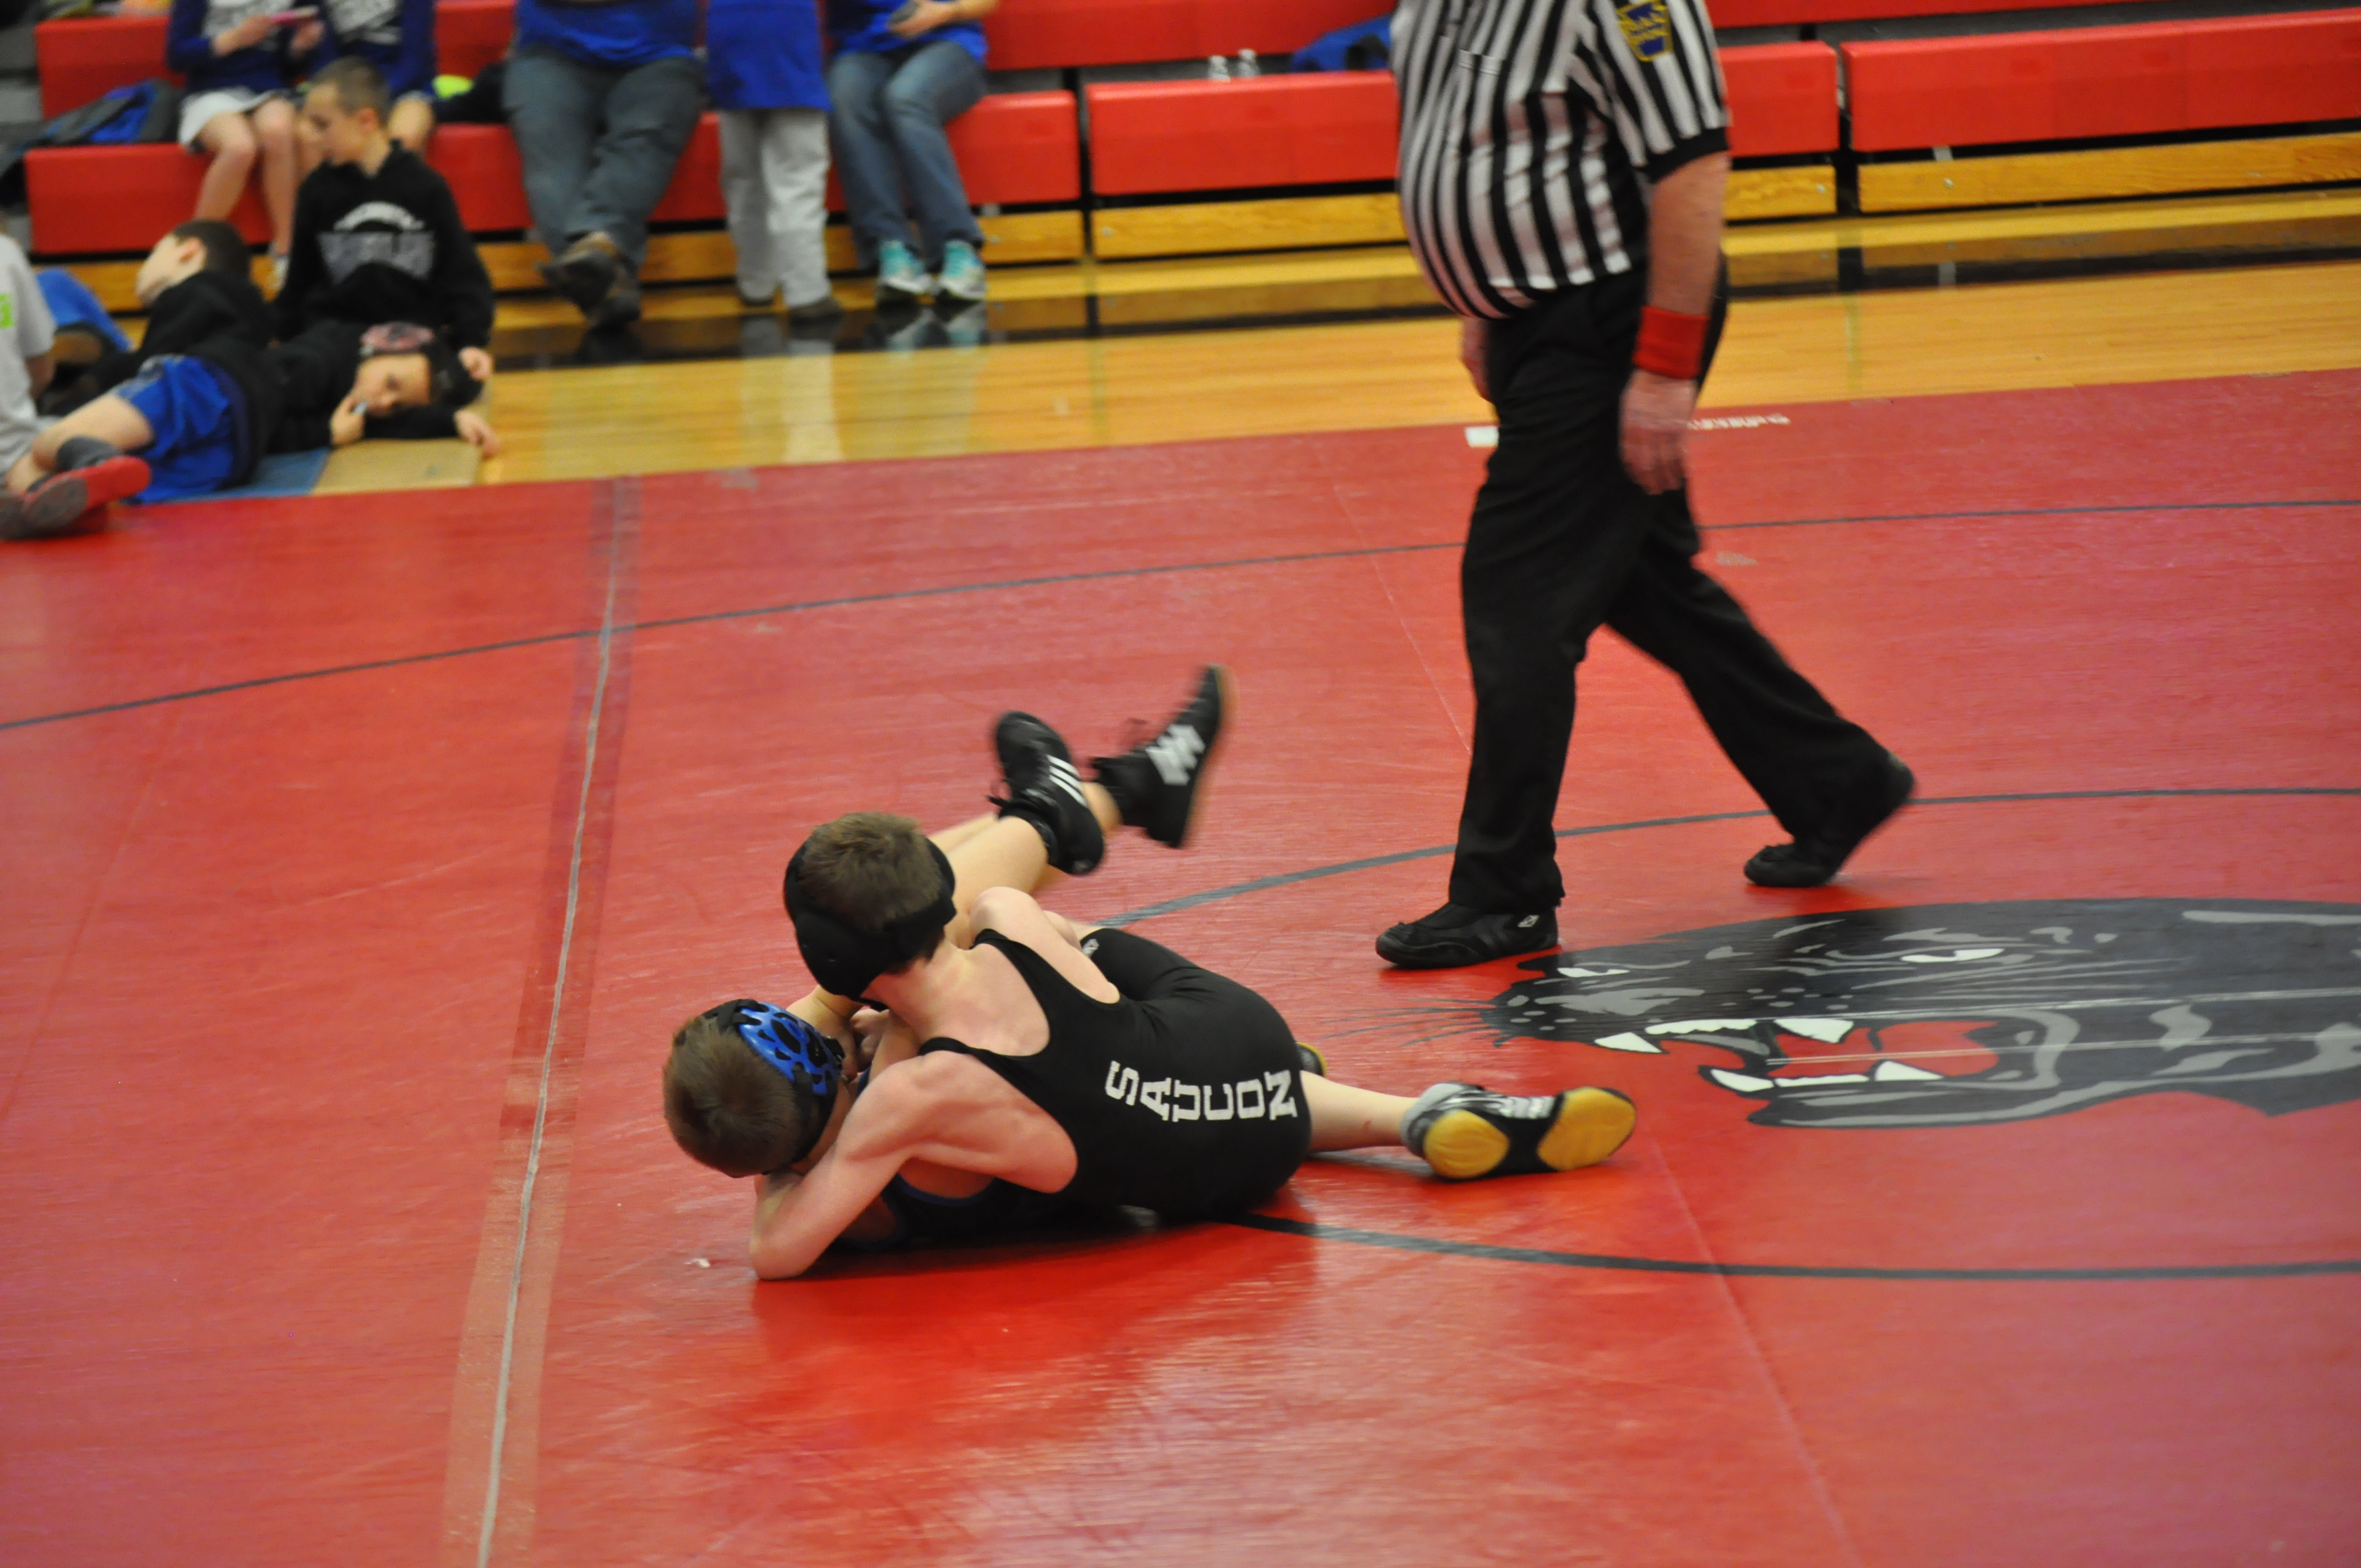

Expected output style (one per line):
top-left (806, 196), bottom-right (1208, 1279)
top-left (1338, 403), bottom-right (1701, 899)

top-left (782, 836), bottom-right (958, 1003)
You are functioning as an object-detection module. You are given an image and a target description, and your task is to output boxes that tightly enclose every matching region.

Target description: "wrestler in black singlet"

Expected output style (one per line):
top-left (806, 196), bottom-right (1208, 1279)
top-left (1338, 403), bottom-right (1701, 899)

top-left (920, 928), bottom-right (1312, 1219)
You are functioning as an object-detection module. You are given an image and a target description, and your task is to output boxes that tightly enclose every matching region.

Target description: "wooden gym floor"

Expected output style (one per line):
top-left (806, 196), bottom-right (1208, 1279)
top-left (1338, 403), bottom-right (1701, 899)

top-left (4, 254), bottom-right (2360, 1566)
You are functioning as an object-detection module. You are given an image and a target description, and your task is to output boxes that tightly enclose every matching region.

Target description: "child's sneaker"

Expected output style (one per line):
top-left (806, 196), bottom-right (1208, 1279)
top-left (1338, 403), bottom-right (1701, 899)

top-left (935, 239), bottom-right (987, 302)
top-left (1403, 1083), bottom-right (1636, 1180)
top-left (4, 441), bottom-right (149, 541)
top-left (875, 240), bottom-right (933, 306)
top-left (992, 711), bottom-right (1107, 875)
top-left (1091, 665), bottom-right (1233, 849)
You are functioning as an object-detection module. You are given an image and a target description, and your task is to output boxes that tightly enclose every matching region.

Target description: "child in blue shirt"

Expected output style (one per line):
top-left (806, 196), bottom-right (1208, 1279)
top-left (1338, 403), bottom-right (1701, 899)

top-left (825, 0), bottom-right (997, 306)
top-left (168, 0), bottom-right (329, 287)
top-left (710, 0), bottom-right (836, 322)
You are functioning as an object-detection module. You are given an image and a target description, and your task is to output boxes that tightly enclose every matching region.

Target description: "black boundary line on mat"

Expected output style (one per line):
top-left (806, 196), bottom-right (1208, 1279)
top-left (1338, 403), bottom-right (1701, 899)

top-left (4, 496), bottom-right (2356, 737)
top-left (1218, 1215), bottom-right (2361, 1283)
top-left (1096, 787), bottom-right (2361, 926)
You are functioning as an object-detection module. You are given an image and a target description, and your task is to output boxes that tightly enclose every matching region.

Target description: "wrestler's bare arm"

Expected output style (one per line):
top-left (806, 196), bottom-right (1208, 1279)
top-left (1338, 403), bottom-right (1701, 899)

top-left (747, 1053), bottom-right (1072, 1278)
top-left (967, 886), bottom-right (1118, 1001)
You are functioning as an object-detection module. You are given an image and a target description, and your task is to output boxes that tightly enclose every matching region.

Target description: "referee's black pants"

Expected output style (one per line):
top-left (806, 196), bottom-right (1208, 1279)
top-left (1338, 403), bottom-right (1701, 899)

top-left (1447, 269), bottom-right (1887, 914)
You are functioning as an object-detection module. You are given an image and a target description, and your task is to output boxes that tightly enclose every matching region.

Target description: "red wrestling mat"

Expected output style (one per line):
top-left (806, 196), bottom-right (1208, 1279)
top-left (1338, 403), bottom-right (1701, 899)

top-left (4, 369), bottom-right (2358, 1566)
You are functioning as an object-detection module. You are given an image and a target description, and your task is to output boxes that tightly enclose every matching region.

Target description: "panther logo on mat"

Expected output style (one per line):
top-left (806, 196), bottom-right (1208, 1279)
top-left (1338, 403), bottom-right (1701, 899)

top-left (1478, 899), bottom-right (2361, 1129)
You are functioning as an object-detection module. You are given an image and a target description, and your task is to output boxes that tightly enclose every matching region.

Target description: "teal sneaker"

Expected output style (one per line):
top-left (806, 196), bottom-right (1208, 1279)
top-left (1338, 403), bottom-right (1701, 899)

top-left (875, 239), bottom-right (932, 306)
top-left (936, 239), bottom-right (987, 302)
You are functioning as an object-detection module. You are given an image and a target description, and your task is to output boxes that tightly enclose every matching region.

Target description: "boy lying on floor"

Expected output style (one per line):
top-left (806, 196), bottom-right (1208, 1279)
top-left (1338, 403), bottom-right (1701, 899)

top-left (2, 313), bottom-right (498, 541)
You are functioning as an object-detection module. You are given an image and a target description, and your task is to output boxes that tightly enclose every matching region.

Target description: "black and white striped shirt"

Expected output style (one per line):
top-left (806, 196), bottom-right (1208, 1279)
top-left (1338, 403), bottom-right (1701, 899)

top-left (1394, 0), bottom-right (1728, 318)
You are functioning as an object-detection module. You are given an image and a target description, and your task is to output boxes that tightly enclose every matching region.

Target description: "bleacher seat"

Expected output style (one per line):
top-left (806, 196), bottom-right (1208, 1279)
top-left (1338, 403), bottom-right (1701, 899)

top-left (1709, 0), bottom-right (2166, 25)
top-left (1717, 42), bottom-right (1841, 159)
top-left (1085, 75), bottom-right (1396, 195)
top-left (35, 0), bottom-right (510, 117)
top-left (1844, 8), bottom-right (2361, 151)
top-left (27, 95), bottom-right (1079, 255)
top-left (983, 0), bottom-right (1385, 72)
top-left (34, 13), bottom-right (165, 117)
top-left (1085, 42), bottom-right (1840, 199)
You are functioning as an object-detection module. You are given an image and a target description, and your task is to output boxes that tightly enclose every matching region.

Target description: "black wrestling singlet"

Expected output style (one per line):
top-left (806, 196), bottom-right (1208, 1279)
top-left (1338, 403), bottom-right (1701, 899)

top-left (920, 929), bottom-right (1312, 1218)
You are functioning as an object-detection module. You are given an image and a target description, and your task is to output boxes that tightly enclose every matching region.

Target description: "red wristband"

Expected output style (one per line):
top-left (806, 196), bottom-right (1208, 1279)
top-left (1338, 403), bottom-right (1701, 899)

top-left (1633, 305), bottom-right (1709, 380)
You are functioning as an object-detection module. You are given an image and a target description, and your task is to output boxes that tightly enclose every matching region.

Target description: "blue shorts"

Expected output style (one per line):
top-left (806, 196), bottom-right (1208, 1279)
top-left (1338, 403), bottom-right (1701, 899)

top-left (116, 356), bottom-right (243, 502)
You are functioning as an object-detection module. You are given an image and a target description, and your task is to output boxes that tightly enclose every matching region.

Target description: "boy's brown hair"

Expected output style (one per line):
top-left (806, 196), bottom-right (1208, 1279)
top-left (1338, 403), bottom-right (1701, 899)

top-left (796, 812), bottom-right (950, 966)
top-left (311, 57), bottom-right (393, 123)
top-left (168, 219), bottom-right (249, 277)
top-left (663, 1011), bottom-right (818, 1177)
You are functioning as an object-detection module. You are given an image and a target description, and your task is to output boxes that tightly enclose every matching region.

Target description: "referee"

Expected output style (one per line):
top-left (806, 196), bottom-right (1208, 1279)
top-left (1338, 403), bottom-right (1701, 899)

top-left (1375, 0), bottom-right (1913, 970)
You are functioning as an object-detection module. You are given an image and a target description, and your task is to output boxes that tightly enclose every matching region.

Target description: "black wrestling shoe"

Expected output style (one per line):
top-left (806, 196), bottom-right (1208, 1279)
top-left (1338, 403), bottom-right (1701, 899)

top-left (1375, 903), bottom-right (1557, 970)
top-left (1296, 1043), bottom-right (1328, 1078)
top-left (992, 711), bottom-right (1107, 875)
top-left (1744, 751), bottom-right (1916, 888)
top-left (1091, 665), bottom-right (1233, 849)
top-left (1403, 1083), bottom-right (1637, 1180)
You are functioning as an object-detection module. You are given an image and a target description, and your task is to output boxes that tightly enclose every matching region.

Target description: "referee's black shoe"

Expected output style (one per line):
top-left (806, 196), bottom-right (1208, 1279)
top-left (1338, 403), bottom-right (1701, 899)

top-left (1404, 1083), bottom-right (1636, 1179)
top-left (1375, 903), bottom-right (1557, 970)
top-left (1744, 751), bottom-right (1916, 888)
top-left (991, 712), bottom-right (1107, 875)
top-left (1091, 665), bottom-right (1232, 850)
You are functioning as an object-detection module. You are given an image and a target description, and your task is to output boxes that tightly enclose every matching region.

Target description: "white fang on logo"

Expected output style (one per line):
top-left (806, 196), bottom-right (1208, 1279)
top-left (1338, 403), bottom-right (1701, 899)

top-left (1144, 725), bottom-right (1205, 786)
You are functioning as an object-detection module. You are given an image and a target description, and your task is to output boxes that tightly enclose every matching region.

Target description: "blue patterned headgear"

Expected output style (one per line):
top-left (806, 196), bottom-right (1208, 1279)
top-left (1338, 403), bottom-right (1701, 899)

top-left (703, 999), bottom-right (846, 1164)
top-left (722, 1000), bottom-right (842, 1095)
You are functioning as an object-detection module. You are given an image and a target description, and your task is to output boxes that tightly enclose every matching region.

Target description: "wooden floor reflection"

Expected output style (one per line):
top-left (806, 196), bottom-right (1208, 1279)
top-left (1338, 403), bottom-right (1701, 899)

top-left (474, 259), bottom-right (2361, 486)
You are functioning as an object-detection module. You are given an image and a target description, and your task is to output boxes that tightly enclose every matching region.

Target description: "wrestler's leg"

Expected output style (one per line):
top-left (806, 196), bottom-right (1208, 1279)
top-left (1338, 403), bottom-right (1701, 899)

top-left (1303, 1072), bottom-right (1416, 1151)
top-left (932, 784), bottom-right (1119, 943)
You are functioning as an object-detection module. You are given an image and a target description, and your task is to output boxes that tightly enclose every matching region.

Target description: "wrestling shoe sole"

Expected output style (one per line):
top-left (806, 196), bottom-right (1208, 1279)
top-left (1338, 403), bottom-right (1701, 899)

top-left (1423, 1088), bottom-right (1637, 1180)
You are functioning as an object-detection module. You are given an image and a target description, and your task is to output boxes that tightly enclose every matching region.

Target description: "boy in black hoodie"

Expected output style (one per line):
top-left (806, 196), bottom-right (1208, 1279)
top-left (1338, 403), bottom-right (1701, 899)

top-left (41, 219), bottom-right (274, 418)
top-left (278, 58), bottom-right (497, 367)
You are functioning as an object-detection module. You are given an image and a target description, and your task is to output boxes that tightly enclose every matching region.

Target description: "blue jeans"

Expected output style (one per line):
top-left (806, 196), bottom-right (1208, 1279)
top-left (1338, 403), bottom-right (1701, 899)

top-left (504, 47), bottom-right (705, 271)
top-left (826, 41), bottom-right (985, 268)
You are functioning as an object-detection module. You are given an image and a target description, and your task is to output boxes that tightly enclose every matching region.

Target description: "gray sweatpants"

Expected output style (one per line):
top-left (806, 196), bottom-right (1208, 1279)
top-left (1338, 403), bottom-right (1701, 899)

top-left (717, 107), bottom-right (832, 308)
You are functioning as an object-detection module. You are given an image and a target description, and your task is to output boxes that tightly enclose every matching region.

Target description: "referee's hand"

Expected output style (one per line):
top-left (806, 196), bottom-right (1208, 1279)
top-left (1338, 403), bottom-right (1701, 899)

top-left (1460, 317), bottom-right (1490, 402)
top-left (1620, 369), bottom-right (1698, 495)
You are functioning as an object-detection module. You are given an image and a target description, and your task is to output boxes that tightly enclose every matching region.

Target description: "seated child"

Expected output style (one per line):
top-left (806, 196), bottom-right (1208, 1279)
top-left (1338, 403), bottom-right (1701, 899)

top-left (315, 0), bottom-right (440, 151)
top-left (43, 221), bottom-right (275, 419)
top-left (281, 59), bottom-right (494, 361)
top-left (0, 236), bottom-right (58, 477)
top-left (2, 318), bottom-right (497, 541)
top-left (168, 0), bottom-right (328, 288)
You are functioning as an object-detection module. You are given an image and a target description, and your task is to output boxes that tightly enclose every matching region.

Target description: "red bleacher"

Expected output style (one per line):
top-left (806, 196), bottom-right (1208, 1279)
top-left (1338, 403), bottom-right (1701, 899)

top-left (27, 94), bottom-right (1078, 254)
top-left (34, 0), bottom-right (510, 117)
top-left (1717, 42), bottom-right (1840, 159)
top-left (1086, 74), bottom-right (1396, 195)
top-left (1085, 42), bottom-right (1842, 197)
top-left (24, 0), bottom-right (2355, 261)
top-left (1845, 7), bottom-right (2361, 151)
top-left (982, 0), bottom-right (1386, 72)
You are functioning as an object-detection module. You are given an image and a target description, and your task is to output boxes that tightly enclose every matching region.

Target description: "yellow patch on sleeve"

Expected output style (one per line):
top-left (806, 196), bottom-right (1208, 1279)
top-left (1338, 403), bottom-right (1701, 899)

top-left (1614, 0), bottom-right (1671, 61)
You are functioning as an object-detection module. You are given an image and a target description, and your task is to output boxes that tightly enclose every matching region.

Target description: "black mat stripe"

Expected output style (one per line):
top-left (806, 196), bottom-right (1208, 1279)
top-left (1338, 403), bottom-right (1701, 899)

top-left (6, 497), bottom-right (2354, 736)
top-left (1101, 788), bottom-right (2361, 925)
top-left (1222, 1213), bottom-right (2361, 1282)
